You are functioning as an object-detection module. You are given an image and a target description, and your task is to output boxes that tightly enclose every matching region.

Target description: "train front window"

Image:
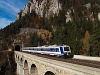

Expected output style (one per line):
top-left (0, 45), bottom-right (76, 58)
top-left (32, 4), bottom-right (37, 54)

top-left (64, 47), bottom-right (70, 51)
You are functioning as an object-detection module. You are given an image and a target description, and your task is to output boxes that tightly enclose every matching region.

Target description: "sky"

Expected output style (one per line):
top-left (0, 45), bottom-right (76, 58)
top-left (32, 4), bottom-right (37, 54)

top-left (0, 0), bottom-right (28, 29)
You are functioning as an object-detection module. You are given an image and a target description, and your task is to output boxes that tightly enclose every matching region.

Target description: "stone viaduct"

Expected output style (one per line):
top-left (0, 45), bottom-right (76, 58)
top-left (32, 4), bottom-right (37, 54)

top-left (15, 51), bottom-right (100, 75)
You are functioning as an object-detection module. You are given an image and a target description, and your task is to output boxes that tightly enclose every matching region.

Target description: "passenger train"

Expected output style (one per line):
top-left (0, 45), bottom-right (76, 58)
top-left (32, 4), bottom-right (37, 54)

top-left (22, 45), bottom-right (74, 58)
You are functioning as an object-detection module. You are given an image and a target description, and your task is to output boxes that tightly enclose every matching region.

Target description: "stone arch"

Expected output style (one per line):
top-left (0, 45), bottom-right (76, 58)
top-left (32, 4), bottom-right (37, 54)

top-left (16, 56), bottom-right (20, 75)
top-left (20, 58), bottom-right (23, 64)
top-left (15, 55), bottom-right (18, 61)
top-left (24, 60), bottom-right (29, 75)
top-left (19, 58), bottom-right (23, 75)
top-left (16, 55), bottom-right (17, 58)
top-left (42, 66), bottom-right (59, 75)
top-left (30, 64), bottom-right (38, 75)
top-left (18, 56), bottom-right (19, 61)
top-left (15, 45), bottom-right (20, 51)
top-left (45, 71), bottom-right (55, 75)
top-left (15, 55), bottom-right (17, 60)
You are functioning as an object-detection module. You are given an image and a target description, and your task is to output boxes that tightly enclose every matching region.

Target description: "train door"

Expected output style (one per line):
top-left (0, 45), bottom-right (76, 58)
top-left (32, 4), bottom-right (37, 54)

top-left (60, 47), bottom-right (64, 55)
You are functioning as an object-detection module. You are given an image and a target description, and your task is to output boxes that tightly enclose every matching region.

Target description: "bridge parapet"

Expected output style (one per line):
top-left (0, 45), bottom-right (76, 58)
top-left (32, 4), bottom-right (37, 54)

top-left (15, 51), bottom-right (100, 75)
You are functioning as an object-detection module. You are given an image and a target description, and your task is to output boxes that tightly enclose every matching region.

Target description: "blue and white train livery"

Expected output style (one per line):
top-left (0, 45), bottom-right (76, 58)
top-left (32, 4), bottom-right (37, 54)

top-left (22, 45), bottom-right (74, 58)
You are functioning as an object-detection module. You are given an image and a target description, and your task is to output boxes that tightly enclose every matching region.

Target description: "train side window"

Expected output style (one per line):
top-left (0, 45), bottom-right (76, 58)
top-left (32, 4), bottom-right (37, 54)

top-left (64, 47), bottom-right (70, 51)
top-left (49, 48), bottom-right (50, 51)
top-left (47, 48), bottom-right (49, 51)
top-left (56, 48), bottom-right (59, 52)
top-left (39, 48), bottom-right (41, 51)
top-left (44, 48), bottom-right (45, 51)
top-left (36, 48), bottom-right (38, 50)
top-left (50, 48), bottom-right (53, 51)
top-left (41, 48), bottom-right (43, 51)
top-left (53, 48), bottom-right (56, 52)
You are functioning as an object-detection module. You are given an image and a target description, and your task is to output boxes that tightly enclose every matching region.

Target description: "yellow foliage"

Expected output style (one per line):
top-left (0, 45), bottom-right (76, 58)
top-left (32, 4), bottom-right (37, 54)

top-left (52, 25), bottom-right (54, 29)
top-left (41, 34), bottom-right (46, 40)
top-left (82, 31), bottom-right (90, 55)
top-left (37, 29), bottom-right (52, 44)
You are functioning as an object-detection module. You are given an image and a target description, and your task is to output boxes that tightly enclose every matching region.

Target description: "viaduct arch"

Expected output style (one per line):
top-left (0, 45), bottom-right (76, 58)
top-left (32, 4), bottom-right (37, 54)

top-left (30, 64), bottom-right (38, 75)
top-left (24, 60), bottom-right (29, 75)
top-left (45, 71), bottom-right (55, 75)
top-left (15, 54), bottom-right (58, 75)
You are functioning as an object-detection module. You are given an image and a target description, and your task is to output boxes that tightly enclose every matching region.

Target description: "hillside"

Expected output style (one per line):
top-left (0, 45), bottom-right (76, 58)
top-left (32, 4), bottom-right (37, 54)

top-left (0, 51), bottom-right (16, 75)
top-left (0, 0), bottom-right (100, 56)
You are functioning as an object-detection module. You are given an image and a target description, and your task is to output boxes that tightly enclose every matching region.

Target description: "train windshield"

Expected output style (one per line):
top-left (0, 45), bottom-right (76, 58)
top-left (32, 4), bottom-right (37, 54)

top-left (64, 47), bottom-right (70, 51)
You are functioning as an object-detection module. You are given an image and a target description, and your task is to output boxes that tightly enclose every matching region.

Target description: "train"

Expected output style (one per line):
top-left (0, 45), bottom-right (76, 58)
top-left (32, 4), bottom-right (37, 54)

top-left (22, 45), bottom-right (74, 58)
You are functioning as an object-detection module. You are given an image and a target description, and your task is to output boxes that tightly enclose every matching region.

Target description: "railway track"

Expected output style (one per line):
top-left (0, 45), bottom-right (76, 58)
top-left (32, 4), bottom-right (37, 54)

top-left (22, 51), bottom-right (100, 69)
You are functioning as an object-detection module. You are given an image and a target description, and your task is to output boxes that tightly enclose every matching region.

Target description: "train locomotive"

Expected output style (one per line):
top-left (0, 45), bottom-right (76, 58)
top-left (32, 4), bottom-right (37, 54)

top-left (22, 45), bottom-right (74, 58)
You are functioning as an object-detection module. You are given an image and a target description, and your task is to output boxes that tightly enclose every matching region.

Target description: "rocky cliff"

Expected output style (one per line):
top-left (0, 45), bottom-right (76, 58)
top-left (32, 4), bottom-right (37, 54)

top-left (17, 0), bottom-right (61, 19)
top-left (17, 0), bottom-right (100, 23)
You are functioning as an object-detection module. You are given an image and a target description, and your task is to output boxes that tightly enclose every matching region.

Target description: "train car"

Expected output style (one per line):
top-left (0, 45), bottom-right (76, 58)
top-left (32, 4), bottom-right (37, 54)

top-left (22, 45), bottom-right (74, 58)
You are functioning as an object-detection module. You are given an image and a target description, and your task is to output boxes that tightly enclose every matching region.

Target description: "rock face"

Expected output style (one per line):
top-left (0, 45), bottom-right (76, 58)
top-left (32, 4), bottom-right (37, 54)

top-left (17, 0), bottom-right (62, 19)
